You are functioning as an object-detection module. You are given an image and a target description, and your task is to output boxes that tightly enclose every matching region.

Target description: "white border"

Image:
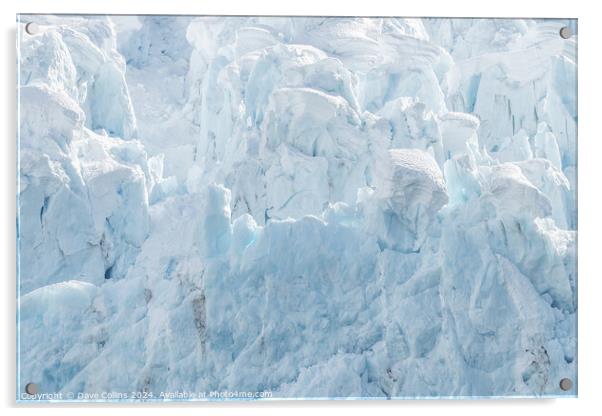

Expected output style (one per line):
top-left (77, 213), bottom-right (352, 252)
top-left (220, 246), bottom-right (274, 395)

top-left (2, 1), bottom-right (601, 415)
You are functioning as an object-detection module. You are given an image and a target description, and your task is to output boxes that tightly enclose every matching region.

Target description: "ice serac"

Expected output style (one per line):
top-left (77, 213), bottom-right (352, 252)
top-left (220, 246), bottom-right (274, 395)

top-left (20, 17), bottom-right (137, 139)
top-left (18, 16), bottom-right (577, 399)
top-left (372, 149), bottom-right (448, 252)
top-left (18, 16), bottom-right (150, 294)
top-left (118, 16), bottom-right (197, 182)
top-left (431, 20), bottom-right (577, 174)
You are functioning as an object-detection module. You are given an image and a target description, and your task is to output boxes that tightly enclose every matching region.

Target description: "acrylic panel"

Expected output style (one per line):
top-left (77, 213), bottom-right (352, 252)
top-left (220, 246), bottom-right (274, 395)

top-left (16, 14), bottom-right (577, 401)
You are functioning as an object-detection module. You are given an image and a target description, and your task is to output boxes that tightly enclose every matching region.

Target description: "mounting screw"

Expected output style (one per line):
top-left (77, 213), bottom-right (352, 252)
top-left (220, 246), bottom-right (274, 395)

top-left (559, 378), bottom-right (573, 391)
top-left (24, 382), bottom-right (38, 395)
top-left (25, 22), bottom-right (39, 35)
top-left (559, 26), bottom-right (573, 39)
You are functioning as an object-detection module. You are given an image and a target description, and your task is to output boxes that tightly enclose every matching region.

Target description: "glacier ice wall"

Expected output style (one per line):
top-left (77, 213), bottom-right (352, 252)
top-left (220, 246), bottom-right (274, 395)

top-left (17, 15), bottom-right (577, 399)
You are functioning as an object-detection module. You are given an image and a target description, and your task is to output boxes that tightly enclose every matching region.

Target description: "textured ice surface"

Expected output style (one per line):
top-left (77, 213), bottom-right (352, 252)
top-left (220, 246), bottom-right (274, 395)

top-left (17, 15), bottom-right (577, 400)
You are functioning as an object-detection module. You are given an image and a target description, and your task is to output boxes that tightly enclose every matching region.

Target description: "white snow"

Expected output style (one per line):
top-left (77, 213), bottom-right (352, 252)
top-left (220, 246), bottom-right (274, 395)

top-left (17, 15), bottom-right (577, 400)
